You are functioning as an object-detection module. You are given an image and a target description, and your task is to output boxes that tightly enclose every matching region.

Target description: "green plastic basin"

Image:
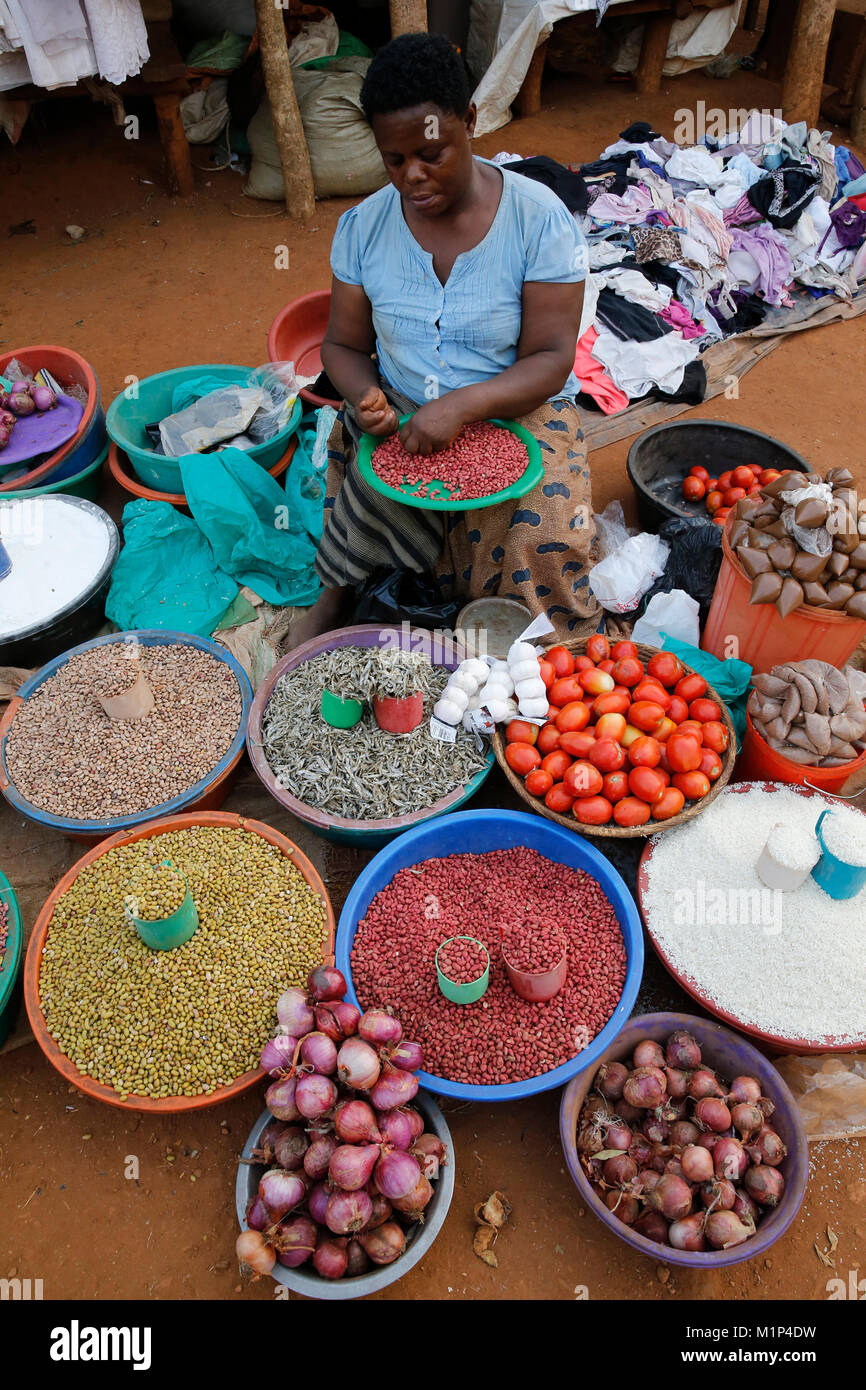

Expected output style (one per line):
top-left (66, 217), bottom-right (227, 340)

top-left (357, 416), bottom-right (543, 511)
top-left (0, 870), bottom-right (23, 1048)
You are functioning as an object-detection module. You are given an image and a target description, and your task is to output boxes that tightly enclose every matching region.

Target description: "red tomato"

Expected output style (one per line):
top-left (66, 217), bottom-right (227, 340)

top-left (673, 770), bottom-right (711, 800)
top-left (560, 729), bottom-right (597, 758)
top-left (712, 508), bottom-right (730, 527)
top-left (646, 652), bottom-right (685, 688)
top-left (718, 470), bottom-right (733, 491)
top-left (546, 704), bottom-right (562, 720)
top-left (573, 655), bottom-right (595, 675)
top-left (666, 731), bottom-right (702, 773)
top-left (634, 679), bottom-right (671, 710)
top-left (653, 716), bottom-right (677, 743)
top-left (677, 719), bottom-right (705, 743)
top-left (595, 712), bottom-right (627, 743)
top-left (682, 476), bottom-right (706, 502)
top-left (656, 767), bottom-right (671, 787)
top-left (612, 657), bottom-right (644, 687)
top-left (556, 701), bottom-right (592, 734)
top-left (541, 750), bottom-right (573, 781)
top-left (701, 720), bottom-right (729, 755)
top-left (731, 466), bottom-right (754, 490)
top-left (668, 695), bottom-right (689, 724)
top-left (598, 659), bottom-right (616, 675)
top-left (629, 700), bottom-right (666, 732)
top-left (689, 466), bottom-right (710, 481)
top-left (602, 771), bottom-right (630, 804)
top-left (705, 477), bottom-right (718, 490)
top-left (550, 675), bottom-right (584, 707)
top-left (657, 743), bottom-right (672, 774)
top-left (586, 634), bottom-right (611, 664)
top-left (722, 487), bottom-right (746, 507)
top-left (563, 760), bottom-right (603, 798)
top-left (538, 660), bottom-right (555, 689)
top-left (505, 744), bottom-right (541, 776)
top-left (506, 719), bottom-right (538, 745)
top-left (699, 748), bottom-right (723, 781)
top-left (705, 490), bottom-right (724, 515)
top-left (614, 796), bottom-right (652, 827)
top-left (628, 766), bottom-right (666, 805)
top-left (628, 735), bottom-right (661, 768)
top-left (535, 723), bottom-right (562, 756)
top-left (524, 768), bottom-right (553, 798)
top-left (748, 462), bottom-right (763, 475)
top-left (545, 783), bottom-right (575, 814)
top-left (611, 641), bottom-right (639, 661)
top-left (581, 668), bottom-right (615, 696)
top-left (546, 645), bottom-right (574, 678)
top-left (675, 673), bottom-right (707, 702)
top-left (747, 484), bottom-right (761, 496)
top-left (690, 697), bottom-right (722, 723)
top-left (759, 469), bottom-right (781, 486)
top-left (653, 786), bottom-right (685, 820)
top-left (620, 723), bottom-right (642, 748)
top-left (589, 738), bottom-right (627, 773)
top-left (593, 691), bottom-right (631, 717)
top-left (573, 795), bottom-right (614, 826)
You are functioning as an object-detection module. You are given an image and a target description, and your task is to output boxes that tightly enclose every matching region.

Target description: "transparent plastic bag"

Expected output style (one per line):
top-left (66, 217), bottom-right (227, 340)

top-left (590, 532), bottom-right (670, 614)
top-left (593, 500), bottom-right (634, 560)
top-left (159, 384), bottom-right (265, 456)
top-left (774, 1054), bottom-right (866, 1141)
top-left (245, 361), bottom-right (301, 442)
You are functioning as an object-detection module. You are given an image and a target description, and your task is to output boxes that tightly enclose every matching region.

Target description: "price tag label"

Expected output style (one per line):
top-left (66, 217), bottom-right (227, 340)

top-left (464, 707), bottom-right (495, 740)
top-left (429, 716), bottom-right (457, 743)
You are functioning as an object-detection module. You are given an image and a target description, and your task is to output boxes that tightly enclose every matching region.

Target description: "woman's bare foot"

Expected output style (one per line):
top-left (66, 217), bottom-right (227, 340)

top-left (284, 585), bottom-right (350, 652)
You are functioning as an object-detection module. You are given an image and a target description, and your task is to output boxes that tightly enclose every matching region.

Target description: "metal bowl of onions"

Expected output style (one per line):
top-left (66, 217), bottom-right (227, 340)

top-left (235, 1089), bottom-right (455, 1299)
top-left (560, 1012), bottom-right (808, 1269)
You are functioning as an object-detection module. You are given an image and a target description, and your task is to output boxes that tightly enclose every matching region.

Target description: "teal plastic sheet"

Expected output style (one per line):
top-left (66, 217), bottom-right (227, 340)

top-left (284, 411), bottom-right (327, 542)
top-left (170, 374), bottom-right (240, 414)
top-left (105, 501), bottom-right (238, 635)
top-left (659, 633), bottom-right (752, 747)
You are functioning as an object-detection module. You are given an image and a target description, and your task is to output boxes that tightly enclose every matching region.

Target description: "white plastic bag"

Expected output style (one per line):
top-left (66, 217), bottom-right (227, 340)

top-left (593, 500), bottom-right (633, 560)
top-left (632, 589), bottom-right (700, 647)
top-left (590, 534), bottom-right (670, 615)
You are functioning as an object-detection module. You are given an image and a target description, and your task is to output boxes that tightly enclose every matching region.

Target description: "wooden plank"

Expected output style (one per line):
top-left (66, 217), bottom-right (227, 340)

top-left (153, 91), bottom-right (194, 196)
top-left (514, 40), bottom-right (549, 119)
top-left (634, 10), bottom-right (674, 94)
top-left (781, 0), bottom-right (837, 127)
top-left (254, 0), bottom-right (315, 221)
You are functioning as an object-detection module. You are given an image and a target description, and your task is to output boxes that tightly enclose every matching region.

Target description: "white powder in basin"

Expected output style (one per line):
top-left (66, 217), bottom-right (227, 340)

top-left (820, 805), bottom-right (866, 868)
top-left (0, 498), bottom-right (111, 637)
top-left (765, 822), bottom-right (820, 873)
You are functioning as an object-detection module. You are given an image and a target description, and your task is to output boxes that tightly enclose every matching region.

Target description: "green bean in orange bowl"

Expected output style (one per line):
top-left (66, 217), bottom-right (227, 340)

top-left (356, 416), bottom-right (543, 510)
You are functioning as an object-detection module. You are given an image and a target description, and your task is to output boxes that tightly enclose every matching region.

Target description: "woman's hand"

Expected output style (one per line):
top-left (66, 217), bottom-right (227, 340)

top-left (355, 385), bottom-right (399, 437)
top-left (399, 395), bottom-right (471, 456)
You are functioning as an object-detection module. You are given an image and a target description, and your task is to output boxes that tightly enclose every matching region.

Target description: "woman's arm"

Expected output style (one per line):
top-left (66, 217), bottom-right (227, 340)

top-left (400, 279), bottom-right (584, 455)
top-left (321, 277), bottom-right (399, 435)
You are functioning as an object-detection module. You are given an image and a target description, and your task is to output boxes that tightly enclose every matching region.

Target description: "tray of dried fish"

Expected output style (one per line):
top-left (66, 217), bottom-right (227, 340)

top-left (246, 625), bottom-right (495, 847)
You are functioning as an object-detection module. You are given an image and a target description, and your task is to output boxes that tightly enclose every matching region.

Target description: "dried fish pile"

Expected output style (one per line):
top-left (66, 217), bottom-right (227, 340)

top-left (261, 647), bottom-right (488, 820)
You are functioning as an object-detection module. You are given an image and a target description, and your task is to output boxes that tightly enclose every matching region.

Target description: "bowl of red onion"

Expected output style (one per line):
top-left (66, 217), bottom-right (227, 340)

top-left (559, 1013), bottom-right (808, 1268)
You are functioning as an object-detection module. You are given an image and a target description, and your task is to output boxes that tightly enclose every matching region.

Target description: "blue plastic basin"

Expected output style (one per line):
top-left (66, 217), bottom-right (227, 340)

top-left (336, 808), bottom-right (644, 1102)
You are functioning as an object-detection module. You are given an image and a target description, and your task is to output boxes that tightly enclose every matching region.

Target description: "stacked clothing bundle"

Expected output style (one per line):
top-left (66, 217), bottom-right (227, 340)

top-left (0, 0), bottom-right (149, 92)
top-left (517, 113), bottom-right (866, 416)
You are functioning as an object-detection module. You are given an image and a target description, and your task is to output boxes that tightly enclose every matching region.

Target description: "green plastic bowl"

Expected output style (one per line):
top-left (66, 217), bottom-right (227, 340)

top-left (0, 869), bottom-right (23, 1048)
top-left (0, 443), bottom-right (107, 501)
top-left (436, 935), bottom-right (490, 1004)
top-left (106, 365), bottom-right (301, 492)
top-left (356, 416), bottom-right (544, 511)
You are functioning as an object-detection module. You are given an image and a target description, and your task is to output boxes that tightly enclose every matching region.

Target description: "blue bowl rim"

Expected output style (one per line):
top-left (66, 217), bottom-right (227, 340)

top-left (0, 868), bottom-right (23, 1014)
top-left (1, 629), bottom-right (253, 833)
top-left (336, 807), bottom-right (644, 1101)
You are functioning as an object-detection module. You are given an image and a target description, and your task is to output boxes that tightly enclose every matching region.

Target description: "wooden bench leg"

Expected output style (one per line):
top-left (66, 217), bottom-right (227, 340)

top-left (853, 51), bottom-right (866, 149)
top-left (515, 39), bottom-right (549, 120)
top-left (635, 12), bottom-right (673, 95)
top-left (781, 0), bottom-right (836, 129)
top-left (153, 91), bottom-right (194, 197)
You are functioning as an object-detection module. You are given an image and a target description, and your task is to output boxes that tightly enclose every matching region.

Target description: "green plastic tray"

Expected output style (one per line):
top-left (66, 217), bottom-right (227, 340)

top-left (0, 869), bottom-right (23, 1048)
top-left (357, 415), bottom-right (544, 511)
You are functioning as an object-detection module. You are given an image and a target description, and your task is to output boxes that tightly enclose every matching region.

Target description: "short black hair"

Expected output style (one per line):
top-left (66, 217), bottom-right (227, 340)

top-left (360, 32), bottom-right (471, 122)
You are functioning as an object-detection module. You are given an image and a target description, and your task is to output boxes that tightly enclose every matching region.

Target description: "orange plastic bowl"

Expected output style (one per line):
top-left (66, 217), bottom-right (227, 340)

top-left (267, 291), bottom-right (341, 409)
top-left (737, 708), bottom-right (866, 795)
top-left (24, 811), bottom-right (336, 1113)
top-left (0, 345), bottom-right (98, 492)
top-left (108, 437), bottom-right (295, 508)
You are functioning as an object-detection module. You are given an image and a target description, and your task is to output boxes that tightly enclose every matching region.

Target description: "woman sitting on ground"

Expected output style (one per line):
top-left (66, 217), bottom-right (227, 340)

top-left (293, 32), bottom-right (601, 645)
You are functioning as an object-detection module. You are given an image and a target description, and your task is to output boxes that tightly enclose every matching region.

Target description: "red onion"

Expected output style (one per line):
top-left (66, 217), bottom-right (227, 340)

top-left (635, 1167), bottom-right (661, 1195)
top-left (329, 1143), bottom-right (380, 1192)
top-left (364, 1191), bottom-right (393, 1229)
top-left (308, 1180), bottom-right (332, 1226)
top-left (400, 1107), bottom-right (425, 1140)
top-left (245, 1195), bottom-right (269, 1232)
top-left (694, 1097), bottom-right (731, 1133)
top-left (389, 1040), bottom-right (424, 1072)
top-left (706, 1211), bottom-right (754, 1249)
top-left (730, 1103), bottom-right (764, 1141)
top-left (642, 1114), bottom-right (670, 1145)
top-left (411, 1132), bottom-right (447, 1180)
top-left (688, 1068), bottom-right (725, 1101)
top-left (236, 1229), bottom-right (276, 1277)
top-left (647, 1173), bottom-right (692, 1222)
top-left (583, 1092), bottom-right (614, 1122)
top-left (304, 1134), bottom-right (338, 1180)
top-left (313, 1234), bottom-right (349, 1279)
top-left (273, 1126), bottom-right (309, 1172)
top-left (664, 1067), bottom-right (690, 1100)
top-left (275, 986), bottom-right (314, 1037)
top-left (713, 1136), bottom-right (749, 1183)
top-left (757, 1095), bottom-right (775, 1119)
top-left (259, 1033), bottom-right (297, 1076)
top-left (258, 1167), bottom-right (306, 1221)
top-left (358, 1008), bottom-right (403, 1047)
top-left (602, 1153), bottom-right (637, 1187)
top-left (669, 1212), bottom-right (708, 1251)
top-left (370, 1061), bottom-right (419, 1111)
top-left (375, 1147), bottom-right (421, 1201)
top-left (615, 1098), bottom-right (643, 1124)
top-left (696, 1131), bottom-right (719, 1152)
top-left (627, 1132), bottom-right (652, 1166)
top-left (326, 1186), bottom-right (374, 1235)
top-left (727, 1074), bottom-right (762, 1105)
top-left (32, 384), bottom-right (57, 412)
top-left (633, 1039), bottom-right (665, 1069)
top-left (392, 1172), bottom-right (434, 1220)
top-left (265, 1076), bottom-right (300, 1122)
top-left (633, 1210), bottom-right (668, 1243)
top-left (299, 1031), bottom-right (338, 1075)
top-left (359, 1221), bottom-right (406, 1266)
top-left (8, 391), bottom-right (34, 417)
top-left (681, 1144), bottom-right (714, 1184)
top-left (274, 1214), bottom-right (317, 1267)
top-left (250, 1120), bottom-right (287, 1164)
top-left (295, 1073), bottom-right (337, 1119)
top-left (578, 1123), bottom-right (605, 1158)
top-left (377, 1108), bottom-right (414, 1151)
top-left (670, 1120), bottom-right (700, 1149)
top-left (623, 1067), bottom-right (666, 1110)
top-left (605, 1190), bottom-right (639, 1225)
top-left (744, 1164), bottom-right (785, 1206)
top-left (747, 1126), bottom-right (787, 1167)
top-left (307, 965), bottom-right (346, 1003)
top-left (315, 1000), bottom-right (361, 1042)
top-left (595, 1061), bottom-right (629, 1101)
top-left (345, 1239), bottom-right (370, 1276)
top-left (733, 1189), bottom-right (759, 1226)
top-left (337, 1037), bottom-right (381, 1091)
top-left (664, 1157), bottom-right (688, 1183)
top-left (665, 1029), bottom-right (702, 1071)
top-left (700, 1178), bottom-right (736, 1211)
top-left (335, 1099), bottom-right (382, 1144)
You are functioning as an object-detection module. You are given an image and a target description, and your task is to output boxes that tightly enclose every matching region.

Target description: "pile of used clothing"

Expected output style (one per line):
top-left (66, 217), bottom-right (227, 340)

top-left (502, 111), bottom-right (866, 416)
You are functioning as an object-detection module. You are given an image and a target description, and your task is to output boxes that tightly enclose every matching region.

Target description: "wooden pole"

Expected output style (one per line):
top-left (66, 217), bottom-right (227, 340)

top-left (634, 11), bottom-right (674, 95)
top-left (254, 0), bottom-right (315, 220)
top-left (781, 0), bottom-right (836, 129)
top-left (389, 0), bottom-right (428, 38)
top-left (852, 50), bottom-right (866, 148)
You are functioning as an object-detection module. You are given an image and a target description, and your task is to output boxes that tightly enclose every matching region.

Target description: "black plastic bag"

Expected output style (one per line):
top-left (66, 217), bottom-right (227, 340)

top-left (351, 568), bottom-right (461, 629)
top-left (640, 516), bottom-right (722, 626)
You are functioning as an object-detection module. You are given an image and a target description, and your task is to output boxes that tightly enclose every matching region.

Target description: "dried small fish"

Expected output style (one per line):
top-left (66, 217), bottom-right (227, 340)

top-left (260, 647), bottom-right (487, 821)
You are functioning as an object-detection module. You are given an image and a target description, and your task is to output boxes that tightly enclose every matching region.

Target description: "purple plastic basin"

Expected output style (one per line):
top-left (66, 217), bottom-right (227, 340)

top-left (559, 1012), bottom-right (808, 1269)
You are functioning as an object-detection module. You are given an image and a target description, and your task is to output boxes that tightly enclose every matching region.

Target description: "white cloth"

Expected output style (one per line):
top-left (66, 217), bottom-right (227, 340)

top-left (591, 324), bottom-right (701, 398)
top-left (665, 146), bottom-right (727, 190)
top-left (2, 0), bottom-right (95, 88)
top-left (81, 0), bottom-right (148, 86)
top-left (0, 0), bottom-right (147, 90)
top-left (594, 266), bottom-right (672, 311)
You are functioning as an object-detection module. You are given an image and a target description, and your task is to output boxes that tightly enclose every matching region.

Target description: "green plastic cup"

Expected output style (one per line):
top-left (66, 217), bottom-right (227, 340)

top-left (435, 935), bottom-right (490, 1004)
top-left (321, 688), bottom-right (364, 728)
top-left (125, 862), bottom-right (199, 952)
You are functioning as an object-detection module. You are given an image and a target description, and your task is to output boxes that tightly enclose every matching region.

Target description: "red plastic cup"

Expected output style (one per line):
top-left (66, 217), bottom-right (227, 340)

top-left (501, 941), bottom-right (567, 1003)
top-left (373, 692), bottom-right (424, 734)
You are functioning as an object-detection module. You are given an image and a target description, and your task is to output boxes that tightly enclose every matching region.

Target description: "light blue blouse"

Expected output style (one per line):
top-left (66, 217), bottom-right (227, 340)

top-left (330, 160), bottom-right (587, 405)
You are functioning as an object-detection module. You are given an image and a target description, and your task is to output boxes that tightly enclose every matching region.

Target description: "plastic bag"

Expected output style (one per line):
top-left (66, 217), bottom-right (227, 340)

top-left (640, 516), bottom-right (722, 626)
top-left (632, 590), bottom-right (700, 647)
top-left (593, 500), bottom-right (634, 560)
top-left (160, 385), bottom-right (265, 456)
top-left (245, 362), bottom-right (301, 442)
top-left (651, 633), bottom-right (752, 745)
top-left (283, 407), bottom-right (332, 543)
top-left (352, 569), bottom-right (461, 629)
top-left (105, 500), bottom-right (238, 636)
top-left (590, 532), bottom-right (670, 614)
top-left (774, 1054), bottom-right (866, 1141)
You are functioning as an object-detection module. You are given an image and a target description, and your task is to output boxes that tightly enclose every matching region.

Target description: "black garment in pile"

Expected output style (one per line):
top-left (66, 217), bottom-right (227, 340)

top-left (595, 287), bottom-right (672, 342)
top-left (619, 120), bottom-right (661, 143)
top-left (747, 157), bottom-right (821, 230)
top-left (503, 155), bottom-right (589, 214)
top-left (706, 290), bottom-right (768, 334)
top-left (579, 153), bottom-right (632, 197)
top-left (618, 256), bottom-right (682, 294)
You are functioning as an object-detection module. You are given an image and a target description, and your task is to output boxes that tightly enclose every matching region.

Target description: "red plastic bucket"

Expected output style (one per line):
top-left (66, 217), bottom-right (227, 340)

top-left (702, 527), bottom-right (866, 675)
top-left (737, 709), bottom-right (866, 795)
top-left (373, 692), bottom-right (424, 733)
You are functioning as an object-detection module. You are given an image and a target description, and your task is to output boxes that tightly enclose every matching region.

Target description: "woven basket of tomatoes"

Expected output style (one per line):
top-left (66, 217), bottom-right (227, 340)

top-left (492, 635), bottom-right (737, 838)
top-left (683, 462), bottom-right (785, 530)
